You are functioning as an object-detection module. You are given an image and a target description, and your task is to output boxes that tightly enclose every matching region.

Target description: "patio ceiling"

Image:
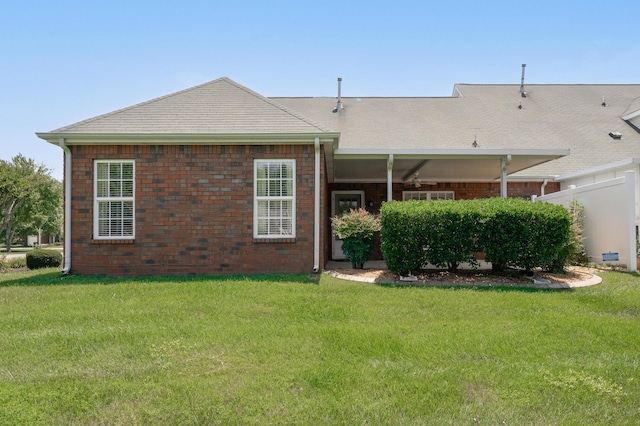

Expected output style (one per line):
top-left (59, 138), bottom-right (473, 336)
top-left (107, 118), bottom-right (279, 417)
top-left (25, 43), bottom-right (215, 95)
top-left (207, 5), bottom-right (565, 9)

top-left (329, 149), bottom-right (570, 183)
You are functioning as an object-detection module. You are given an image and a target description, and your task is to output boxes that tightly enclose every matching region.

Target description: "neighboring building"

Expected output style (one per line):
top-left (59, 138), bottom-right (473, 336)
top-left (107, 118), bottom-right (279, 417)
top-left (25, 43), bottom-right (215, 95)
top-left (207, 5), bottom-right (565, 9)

top-left (37, 77), bottom-right (640, 276)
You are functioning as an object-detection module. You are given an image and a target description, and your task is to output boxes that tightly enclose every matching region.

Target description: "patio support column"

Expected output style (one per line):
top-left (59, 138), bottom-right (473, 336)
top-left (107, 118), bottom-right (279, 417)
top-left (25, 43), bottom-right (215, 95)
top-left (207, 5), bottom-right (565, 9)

top-left (387, 154), bottom-right (394, 201)
top-left (500, 154), bottom-right (512, 198)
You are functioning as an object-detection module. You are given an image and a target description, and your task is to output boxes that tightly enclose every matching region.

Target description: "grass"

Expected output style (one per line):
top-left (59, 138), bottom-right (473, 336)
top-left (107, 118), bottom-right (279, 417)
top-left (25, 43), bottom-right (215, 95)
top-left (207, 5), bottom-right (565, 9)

top-left (0, 270), bottom-right (639, 425)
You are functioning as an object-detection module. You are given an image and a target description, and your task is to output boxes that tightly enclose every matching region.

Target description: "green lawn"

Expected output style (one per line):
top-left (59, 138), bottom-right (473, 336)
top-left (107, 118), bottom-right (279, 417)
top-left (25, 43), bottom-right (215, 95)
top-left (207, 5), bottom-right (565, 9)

top-left (1, 270), bottom-right (639, 425)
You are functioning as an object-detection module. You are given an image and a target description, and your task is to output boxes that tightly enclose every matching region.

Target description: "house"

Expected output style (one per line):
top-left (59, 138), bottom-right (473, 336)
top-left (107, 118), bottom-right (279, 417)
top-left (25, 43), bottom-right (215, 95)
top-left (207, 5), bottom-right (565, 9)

top-left (37, 77), bottom-right (640, 276)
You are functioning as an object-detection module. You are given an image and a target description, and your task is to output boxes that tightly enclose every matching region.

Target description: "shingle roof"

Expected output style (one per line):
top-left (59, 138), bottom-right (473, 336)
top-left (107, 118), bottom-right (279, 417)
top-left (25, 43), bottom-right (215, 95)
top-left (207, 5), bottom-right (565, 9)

top-left (51, 77), bottom-right (330, 134)
top-left (41, 78), bottom-right (640, 180)
top-left (274, 84), bottom-right (640, 177)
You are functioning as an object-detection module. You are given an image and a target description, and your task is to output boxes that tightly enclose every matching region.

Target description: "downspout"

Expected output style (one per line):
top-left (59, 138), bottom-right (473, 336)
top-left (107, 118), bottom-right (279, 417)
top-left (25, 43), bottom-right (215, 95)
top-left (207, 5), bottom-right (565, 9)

top-left (540, 178), bottom-right (548, 196)
top-left (500, 154), bottom-right (512, 198)
top-left (58, 138), bottom-right (72, 274)
top-left (387, 154), bottom-right (394, 201)
top-left (313, 138), bottom-right (320, 273)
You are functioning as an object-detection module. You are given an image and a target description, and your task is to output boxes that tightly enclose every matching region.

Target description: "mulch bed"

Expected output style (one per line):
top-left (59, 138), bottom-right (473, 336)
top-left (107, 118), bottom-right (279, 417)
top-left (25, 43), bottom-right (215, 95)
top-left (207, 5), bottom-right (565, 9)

top-left (329, 266), bottom-right (600, 287)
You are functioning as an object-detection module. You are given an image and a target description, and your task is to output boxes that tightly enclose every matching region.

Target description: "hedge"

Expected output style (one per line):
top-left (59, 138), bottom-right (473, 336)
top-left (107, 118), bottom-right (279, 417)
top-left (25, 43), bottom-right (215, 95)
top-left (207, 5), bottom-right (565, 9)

top-left (477, 198), bottom-right (571, 273)
top-left (26, 249), bottom-right (63, 270)
top-left (380, 198), bottom-right (571, 275)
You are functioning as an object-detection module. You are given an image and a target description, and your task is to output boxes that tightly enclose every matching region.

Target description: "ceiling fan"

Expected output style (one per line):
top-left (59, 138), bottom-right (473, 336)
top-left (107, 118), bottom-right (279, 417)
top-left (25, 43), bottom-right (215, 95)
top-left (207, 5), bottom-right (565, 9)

top-left (407, 172), bottom-right (436, 188)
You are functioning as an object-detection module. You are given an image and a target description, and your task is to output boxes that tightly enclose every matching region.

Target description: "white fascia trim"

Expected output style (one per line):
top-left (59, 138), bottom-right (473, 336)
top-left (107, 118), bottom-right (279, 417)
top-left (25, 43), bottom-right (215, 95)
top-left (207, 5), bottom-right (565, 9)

top-left (622, 110), bottom-right (640, 121)
top-left (36, 132), bottom-right (339, 146)
top-left (554, 158), bottom-right (640, 182)
top-left (506, 175), bottom-right (558, 182)
top-left (333, 148), bottom-right (570, 160)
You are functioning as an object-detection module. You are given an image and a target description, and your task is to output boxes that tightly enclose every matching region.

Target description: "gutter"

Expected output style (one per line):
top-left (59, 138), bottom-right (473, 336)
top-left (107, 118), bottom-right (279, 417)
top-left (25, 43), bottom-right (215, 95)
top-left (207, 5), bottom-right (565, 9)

top-left (58, 138), bottom-right (72, 274)
top-left (313, 137), bottom-right (320, 273)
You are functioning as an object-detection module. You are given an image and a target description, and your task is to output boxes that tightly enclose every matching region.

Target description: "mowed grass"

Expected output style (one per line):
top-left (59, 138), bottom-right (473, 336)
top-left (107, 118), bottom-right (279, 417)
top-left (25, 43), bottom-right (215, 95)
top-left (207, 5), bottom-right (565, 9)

top-left (1, 270), bottom-right (639, 425)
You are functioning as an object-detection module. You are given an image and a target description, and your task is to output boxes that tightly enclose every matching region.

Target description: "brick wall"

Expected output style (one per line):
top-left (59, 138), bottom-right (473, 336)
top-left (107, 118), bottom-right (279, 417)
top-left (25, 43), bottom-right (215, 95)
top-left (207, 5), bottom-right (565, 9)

top-left (69, 144), bottom-right (325, 276)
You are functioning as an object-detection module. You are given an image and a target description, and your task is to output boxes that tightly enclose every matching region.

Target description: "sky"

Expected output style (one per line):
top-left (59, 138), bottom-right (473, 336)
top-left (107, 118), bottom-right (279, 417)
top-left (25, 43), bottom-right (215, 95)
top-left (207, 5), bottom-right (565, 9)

top-left (2, 0), bottom-right (640, 181)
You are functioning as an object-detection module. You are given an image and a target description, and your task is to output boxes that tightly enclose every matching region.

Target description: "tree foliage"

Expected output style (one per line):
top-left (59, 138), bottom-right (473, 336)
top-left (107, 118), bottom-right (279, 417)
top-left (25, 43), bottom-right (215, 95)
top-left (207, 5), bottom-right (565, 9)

top-left (0, 155), bottom-right (61, 251)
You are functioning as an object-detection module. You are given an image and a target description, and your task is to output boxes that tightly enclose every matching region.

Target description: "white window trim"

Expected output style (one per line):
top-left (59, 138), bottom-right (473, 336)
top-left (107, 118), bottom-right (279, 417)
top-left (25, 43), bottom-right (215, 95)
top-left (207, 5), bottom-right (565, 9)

top-left (402, 190), bottom-right (455, 201)
top-left (94, 160), bottom-right (136, 240)
top-left (254, 159), bottom-right (296, 239)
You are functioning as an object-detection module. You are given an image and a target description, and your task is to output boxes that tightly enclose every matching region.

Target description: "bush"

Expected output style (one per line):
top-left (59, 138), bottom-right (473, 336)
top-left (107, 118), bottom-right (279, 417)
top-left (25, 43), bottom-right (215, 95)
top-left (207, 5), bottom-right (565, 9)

top-left (26, 249), bottom-right (63, 270)
top-left (380, 198), bottom-right (572, 275)
top-left (478, 198), bottom-right (571, 273)
top-left (380, 201), bottom-right (430, 275)
top-left (331, 208), bottom-right (381, 268)
top-left (421, 200), bottom-right (482, 271)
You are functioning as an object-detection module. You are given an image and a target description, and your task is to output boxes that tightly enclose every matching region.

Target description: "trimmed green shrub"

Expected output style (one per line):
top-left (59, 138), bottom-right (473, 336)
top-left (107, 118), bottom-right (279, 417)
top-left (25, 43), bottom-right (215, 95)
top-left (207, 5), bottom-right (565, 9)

top-left (381, 198), bottom-right (572, 275)
top-left (381, 200), bottom-right (482, 273)
top-left (478, 198), bottom-right (571, 273)
top-left (26, 249), bottom-right (63, 270)
top-left (421, 200), bottom-right (482, 271)
top-left (380, 201), bottom-right (429, 275)
top-left (331, 208), bottom-right (381, 268)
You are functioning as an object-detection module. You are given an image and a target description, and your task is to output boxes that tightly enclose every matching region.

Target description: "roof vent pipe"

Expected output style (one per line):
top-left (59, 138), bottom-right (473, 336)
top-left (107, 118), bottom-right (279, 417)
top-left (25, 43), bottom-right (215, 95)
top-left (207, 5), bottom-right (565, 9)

top-left (332, 77), bottom-right (343, 113)
top-left (520, 64), bottom-right (527, 98)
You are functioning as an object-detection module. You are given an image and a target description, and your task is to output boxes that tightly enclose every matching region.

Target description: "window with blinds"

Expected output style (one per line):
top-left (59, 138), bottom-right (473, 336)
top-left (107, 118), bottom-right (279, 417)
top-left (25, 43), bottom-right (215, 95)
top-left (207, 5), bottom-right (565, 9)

top-left (94, 160), bottom-right (135, 239)
top-left (254, 160), bottom-right (296, 238)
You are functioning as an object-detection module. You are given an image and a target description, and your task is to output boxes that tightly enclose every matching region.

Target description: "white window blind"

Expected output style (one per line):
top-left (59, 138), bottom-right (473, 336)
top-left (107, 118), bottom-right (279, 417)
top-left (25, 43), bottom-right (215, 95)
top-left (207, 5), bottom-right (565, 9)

top-left (94, 160), bottom-right (135, 239)
top-left (254, 160), bottom-right (295, 238)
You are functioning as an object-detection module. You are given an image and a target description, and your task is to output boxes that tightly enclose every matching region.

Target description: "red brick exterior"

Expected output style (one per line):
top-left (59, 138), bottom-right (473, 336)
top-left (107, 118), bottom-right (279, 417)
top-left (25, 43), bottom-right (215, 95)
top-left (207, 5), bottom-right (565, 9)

top-left (68, 144), bottom-right (326, 276)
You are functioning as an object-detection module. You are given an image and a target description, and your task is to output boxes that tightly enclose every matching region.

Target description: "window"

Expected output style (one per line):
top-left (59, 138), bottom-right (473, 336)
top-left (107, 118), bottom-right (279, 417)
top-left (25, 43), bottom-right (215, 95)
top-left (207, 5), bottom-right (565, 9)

top-left (402, 191), bottom-right (455, 201)
top-left (94, 160), bottom-right (135, 239)
top-left (254, 160), bottom-right (295, 238)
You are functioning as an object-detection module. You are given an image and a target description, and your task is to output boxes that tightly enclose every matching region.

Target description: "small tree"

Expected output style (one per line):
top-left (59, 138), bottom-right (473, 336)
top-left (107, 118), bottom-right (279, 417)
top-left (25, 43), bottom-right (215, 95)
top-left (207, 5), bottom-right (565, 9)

top-left (565, 199), bottom-right (589, 266)
top-left (331, 208), bottom-right (381, 269)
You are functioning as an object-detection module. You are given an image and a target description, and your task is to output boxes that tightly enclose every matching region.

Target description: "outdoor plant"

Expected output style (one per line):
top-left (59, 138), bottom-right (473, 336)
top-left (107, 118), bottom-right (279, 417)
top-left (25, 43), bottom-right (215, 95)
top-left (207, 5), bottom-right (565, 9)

top-left (478, 198), bottom-right (572, 273)
top-left (331, 208), bottom-right (381, 268)
top-left (381, 198), bottom-right (572, 275)
top-left (420, 200), bottom-right (481, 271)
top-left (566, 199), bottom-right (589, 266)
top-left (0, 255), bottom-right (26, 271)
top-left (380, 201), bottom-right (428, 275)
top-left (26, 249), bottom-right (62, 269)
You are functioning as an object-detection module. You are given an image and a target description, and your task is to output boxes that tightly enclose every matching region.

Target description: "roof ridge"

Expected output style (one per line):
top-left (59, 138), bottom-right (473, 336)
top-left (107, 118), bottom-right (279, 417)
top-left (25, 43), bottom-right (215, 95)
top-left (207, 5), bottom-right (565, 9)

top-left (455, 83), bottom-right (640, 87)
top-left (224, 79), bottom-right (331, 132)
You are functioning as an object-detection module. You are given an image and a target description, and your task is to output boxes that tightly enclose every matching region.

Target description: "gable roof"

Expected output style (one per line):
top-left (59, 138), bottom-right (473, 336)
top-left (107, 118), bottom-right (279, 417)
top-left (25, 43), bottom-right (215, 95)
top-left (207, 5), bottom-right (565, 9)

top-left (39, 77), bottom-right (334, 141)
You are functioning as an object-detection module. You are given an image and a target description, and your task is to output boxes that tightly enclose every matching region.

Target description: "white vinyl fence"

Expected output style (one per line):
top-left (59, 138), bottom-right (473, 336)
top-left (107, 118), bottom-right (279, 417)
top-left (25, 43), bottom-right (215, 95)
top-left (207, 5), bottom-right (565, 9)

top-left (535, 171), bottom-right (637, 271)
